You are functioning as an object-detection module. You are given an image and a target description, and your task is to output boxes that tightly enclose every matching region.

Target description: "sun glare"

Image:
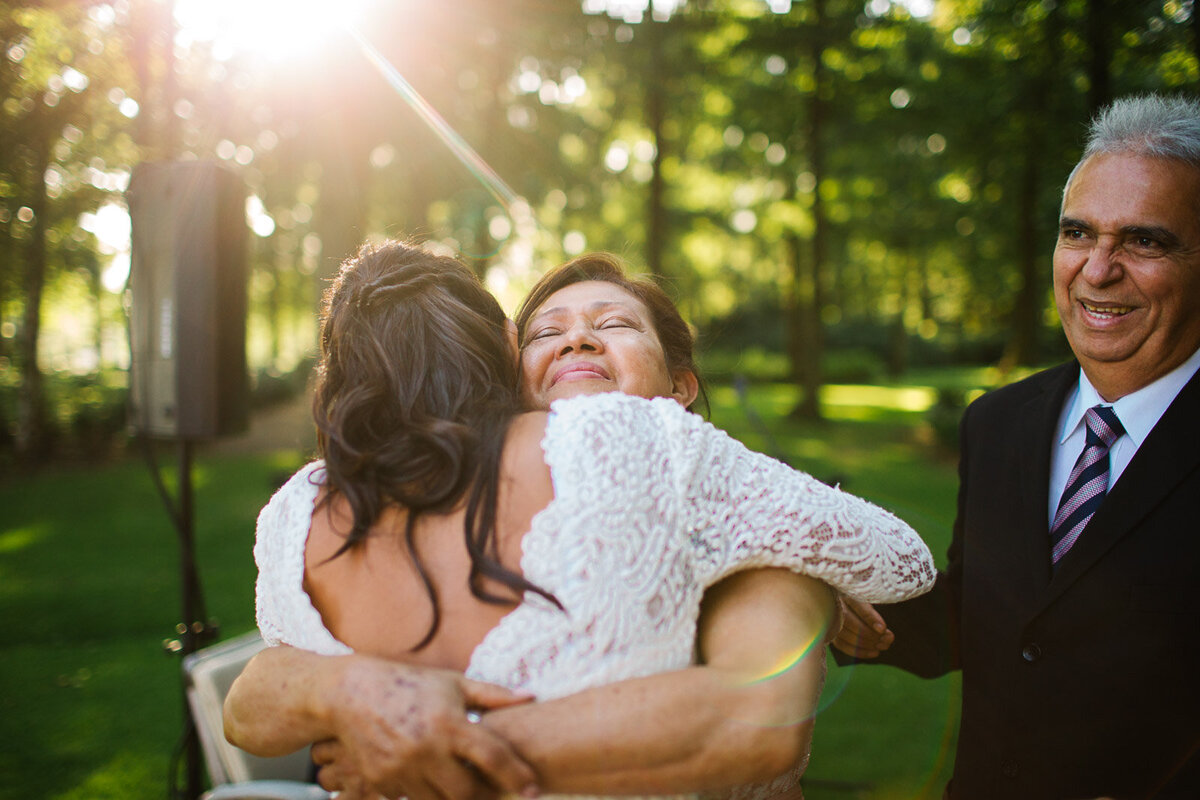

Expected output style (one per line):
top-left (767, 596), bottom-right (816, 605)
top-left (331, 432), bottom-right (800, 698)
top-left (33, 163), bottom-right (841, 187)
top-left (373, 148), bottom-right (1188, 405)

top-left (173, 0), bottom-right (372, 62)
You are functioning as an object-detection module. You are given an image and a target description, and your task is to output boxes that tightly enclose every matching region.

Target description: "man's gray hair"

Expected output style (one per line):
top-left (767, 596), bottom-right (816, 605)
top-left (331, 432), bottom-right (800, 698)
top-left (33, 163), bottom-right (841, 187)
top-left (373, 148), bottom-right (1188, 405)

top-left (1064, 94), bottom-right (1200, 196)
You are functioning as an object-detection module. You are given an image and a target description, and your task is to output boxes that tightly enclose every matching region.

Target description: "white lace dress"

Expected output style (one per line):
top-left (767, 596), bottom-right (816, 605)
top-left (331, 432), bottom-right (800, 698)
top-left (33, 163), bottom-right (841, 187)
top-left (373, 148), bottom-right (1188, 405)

top-left (255, 393), bottom-right (936, 799)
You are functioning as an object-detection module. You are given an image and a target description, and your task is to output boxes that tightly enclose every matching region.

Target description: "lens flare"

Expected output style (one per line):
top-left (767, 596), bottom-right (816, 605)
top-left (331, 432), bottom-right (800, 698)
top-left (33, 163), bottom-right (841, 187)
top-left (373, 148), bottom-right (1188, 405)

top-left (345, 24), bottom-right (525, 220)
top-left (174, 0), bottom-right (535, 259)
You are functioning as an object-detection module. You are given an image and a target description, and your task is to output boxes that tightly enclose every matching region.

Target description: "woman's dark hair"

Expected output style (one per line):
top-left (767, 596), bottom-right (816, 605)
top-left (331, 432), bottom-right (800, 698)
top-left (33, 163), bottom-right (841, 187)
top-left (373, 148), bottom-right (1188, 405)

top-left (514, 252), bottom-right (707, 414)
top-left (313, 238), bottom-right (558, 649)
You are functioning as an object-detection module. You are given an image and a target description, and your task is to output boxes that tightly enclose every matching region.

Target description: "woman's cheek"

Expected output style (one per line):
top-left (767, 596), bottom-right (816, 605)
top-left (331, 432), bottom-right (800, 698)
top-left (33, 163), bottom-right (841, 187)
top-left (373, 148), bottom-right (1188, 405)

top-left (518, 348), bottom-right (549, 400)
top-left (520, 344), bottom-right (547, 378)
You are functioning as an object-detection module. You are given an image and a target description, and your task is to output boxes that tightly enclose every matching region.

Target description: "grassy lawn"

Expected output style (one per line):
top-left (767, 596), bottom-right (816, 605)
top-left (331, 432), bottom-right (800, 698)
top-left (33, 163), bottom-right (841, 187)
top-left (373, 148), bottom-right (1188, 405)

top-left (1, 379), bottom-right (967, 800)
top-left (709, 382), bottom-right (961, 800)
top-left (0, 450), bottom-right (307, 800)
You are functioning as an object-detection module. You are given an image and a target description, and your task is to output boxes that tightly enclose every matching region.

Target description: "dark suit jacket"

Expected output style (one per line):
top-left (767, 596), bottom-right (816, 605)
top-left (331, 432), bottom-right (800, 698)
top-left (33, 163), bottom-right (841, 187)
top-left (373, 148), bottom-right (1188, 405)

top-left (851, 361), bottom-right (1200, 799)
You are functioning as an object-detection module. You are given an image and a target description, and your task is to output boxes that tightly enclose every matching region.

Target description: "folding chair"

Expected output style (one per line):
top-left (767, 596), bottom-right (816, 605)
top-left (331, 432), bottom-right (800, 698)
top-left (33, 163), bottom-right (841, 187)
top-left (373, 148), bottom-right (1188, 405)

top-left (182, 630), bottom-right (331, 800)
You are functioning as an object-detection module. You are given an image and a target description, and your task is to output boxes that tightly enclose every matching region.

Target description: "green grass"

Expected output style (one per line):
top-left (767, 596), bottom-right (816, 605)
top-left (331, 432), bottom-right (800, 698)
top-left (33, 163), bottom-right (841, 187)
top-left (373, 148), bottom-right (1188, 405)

top-left (0, 449), bottom-right (305, 800)
top-left (708, 382), bottom-right (960, 800)
top-left (2, 380), bottom-right (965, 800)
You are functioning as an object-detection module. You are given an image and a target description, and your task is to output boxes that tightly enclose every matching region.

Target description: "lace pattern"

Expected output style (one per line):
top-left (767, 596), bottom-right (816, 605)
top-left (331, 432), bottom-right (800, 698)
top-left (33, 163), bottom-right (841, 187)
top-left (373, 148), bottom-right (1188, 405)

top-left (255, 393), bottom-right (936, 800)
top-left (254, 462), bottom-right (352, 657)
top-left (467, 395), bottom-right (933, 695)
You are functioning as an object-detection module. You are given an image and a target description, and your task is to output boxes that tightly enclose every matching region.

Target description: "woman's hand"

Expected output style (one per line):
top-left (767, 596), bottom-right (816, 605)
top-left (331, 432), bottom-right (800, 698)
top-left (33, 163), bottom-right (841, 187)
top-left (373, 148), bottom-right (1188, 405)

top-left (318, 657), bottom-right (539, 800)
top-left (309, 742), bottom-right (382, 800)
top-left (224, 646), bottom-right (539, 800)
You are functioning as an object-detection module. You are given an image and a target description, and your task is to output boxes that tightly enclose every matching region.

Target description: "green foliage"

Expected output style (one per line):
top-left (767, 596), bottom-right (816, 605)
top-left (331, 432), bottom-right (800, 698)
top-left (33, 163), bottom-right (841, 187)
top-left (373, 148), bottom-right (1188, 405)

top-left (823, 347), bottom-right (886, 384)
top-left (2, 0), bottom-right (1198, 456)
top-left (699, 346), bottom-right (790, 382)
top-left (0, 368), bottom-right (127, 465)
top-left (249, 357), bottom-right (315, 410)
top-left (926, 386), bottom-right (968, 454)
top-left (0, 357), bottom-right (313, 467)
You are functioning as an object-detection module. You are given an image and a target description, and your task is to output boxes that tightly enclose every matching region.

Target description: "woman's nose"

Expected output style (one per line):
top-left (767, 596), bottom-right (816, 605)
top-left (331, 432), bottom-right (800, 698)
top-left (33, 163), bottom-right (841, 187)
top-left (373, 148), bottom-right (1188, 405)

top-left (558, 323), bottom-right (601, 355)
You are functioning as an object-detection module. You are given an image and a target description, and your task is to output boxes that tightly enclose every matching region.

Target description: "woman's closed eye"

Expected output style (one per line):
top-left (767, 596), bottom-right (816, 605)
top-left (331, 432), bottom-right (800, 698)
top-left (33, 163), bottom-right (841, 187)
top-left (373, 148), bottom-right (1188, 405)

top-left (599, 317), bottom-right (638, 330)
top-left (528, 327), bottom-right (562, 341)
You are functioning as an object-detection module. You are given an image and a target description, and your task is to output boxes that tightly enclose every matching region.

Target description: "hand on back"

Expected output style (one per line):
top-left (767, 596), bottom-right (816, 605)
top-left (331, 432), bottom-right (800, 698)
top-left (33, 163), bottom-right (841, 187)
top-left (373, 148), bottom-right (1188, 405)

top-left (311, 654), bottom-right (539, 800)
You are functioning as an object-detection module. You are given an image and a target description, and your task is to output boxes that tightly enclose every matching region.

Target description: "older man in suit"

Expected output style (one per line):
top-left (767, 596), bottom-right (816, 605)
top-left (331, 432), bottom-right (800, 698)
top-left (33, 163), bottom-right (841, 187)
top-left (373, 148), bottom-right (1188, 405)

top-left (834, 94), bottom-right (1200, 799)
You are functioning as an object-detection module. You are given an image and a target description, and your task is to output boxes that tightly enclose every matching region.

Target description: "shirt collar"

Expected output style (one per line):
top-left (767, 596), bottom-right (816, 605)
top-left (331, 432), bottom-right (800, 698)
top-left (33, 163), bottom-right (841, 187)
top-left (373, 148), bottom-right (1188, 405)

top-left (1058, 345), bottom-right (1200, 447)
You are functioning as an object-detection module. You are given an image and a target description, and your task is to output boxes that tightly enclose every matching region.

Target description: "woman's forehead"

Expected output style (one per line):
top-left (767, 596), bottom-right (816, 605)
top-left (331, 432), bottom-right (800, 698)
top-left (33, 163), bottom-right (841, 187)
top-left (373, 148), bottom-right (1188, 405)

top-left (532, 280), bottom-right (651, 319)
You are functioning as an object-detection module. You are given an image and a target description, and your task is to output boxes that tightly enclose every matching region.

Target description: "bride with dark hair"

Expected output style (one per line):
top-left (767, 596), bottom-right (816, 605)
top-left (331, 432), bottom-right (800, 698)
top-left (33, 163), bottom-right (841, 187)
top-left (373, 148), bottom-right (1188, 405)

top-left (233, 239), bottom-right (935, 800)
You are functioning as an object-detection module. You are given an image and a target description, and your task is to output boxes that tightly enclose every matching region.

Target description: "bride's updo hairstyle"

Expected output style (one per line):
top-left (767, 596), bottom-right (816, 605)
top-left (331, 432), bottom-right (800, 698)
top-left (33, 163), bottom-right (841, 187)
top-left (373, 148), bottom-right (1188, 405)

top-left (314, 238), bottom-right (556, 648)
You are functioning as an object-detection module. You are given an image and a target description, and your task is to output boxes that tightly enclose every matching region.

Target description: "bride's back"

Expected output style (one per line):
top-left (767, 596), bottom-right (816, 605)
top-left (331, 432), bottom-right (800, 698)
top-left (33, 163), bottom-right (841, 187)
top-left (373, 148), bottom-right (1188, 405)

top-left (304, 411), bottom-right (554, 670)
top-left (304, 240), bottom-right (555, 670)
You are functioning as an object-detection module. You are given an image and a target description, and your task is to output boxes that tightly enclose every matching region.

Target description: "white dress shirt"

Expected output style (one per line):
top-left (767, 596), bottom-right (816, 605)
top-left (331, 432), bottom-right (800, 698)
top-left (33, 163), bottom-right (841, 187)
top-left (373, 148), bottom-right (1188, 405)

top-left (1048, 345), bottom-right (1200, 528)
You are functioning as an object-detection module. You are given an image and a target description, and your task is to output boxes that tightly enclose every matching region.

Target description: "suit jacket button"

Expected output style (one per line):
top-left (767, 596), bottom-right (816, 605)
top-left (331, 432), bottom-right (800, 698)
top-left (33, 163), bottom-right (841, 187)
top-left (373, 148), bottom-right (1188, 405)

top-left (1001, 759), bottom-right (1019, 778)
top-left (1021, 643), bottom-right (1042, 662)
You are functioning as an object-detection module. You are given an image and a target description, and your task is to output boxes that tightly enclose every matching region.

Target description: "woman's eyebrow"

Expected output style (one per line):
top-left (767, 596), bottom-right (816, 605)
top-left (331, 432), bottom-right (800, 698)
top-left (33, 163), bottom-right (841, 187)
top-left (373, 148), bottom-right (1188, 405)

top-left (529, 305), bottom-right (567, 321)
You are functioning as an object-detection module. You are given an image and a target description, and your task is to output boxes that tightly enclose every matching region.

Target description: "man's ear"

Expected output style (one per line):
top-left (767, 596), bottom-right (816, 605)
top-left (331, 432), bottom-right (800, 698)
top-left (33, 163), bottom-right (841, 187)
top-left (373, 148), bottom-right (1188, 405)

top-left (669, 368), bottom-right (700, 409)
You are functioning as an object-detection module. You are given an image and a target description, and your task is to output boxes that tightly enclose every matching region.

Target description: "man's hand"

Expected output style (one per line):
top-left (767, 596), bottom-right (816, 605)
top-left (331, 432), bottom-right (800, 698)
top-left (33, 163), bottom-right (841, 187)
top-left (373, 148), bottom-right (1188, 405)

top-left (831, 597), bottom-right (894, 659)
top-left (316, 656), bottom-right (540, 800)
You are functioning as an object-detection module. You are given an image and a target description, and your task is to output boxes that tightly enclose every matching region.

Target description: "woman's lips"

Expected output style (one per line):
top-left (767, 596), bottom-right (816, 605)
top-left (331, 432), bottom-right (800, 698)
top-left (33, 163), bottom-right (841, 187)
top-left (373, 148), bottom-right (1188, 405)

top-left (551, 362), bottom-right (611, 385)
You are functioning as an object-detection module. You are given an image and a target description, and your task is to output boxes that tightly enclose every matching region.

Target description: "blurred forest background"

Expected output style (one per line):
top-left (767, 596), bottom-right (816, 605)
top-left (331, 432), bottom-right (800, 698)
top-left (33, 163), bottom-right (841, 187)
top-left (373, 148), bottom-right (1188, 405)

top-left (2, 2), bottom-right (1198, 799)
top-left (1, 0), bottom-right (1196, 465)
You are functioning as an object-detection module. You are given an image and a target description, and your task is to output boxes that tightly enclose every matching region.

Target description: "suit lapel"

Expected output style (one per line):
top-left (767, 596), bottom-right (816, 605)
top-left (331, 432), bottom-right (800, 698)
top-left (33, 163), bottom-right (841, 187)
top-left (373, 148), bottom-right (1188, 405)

top-left (1041, 366), bottom-right (1200, 606)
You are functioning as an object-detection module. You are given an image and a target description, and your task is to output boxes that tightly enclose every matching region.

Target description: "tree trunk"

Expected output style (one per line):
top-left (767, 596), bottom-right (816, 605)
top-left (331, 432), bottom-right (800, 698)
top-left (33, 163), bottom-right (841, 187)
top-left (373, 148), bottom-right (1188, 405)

top-left (1003, 135), bottom-right (1042, 369)
top-left (1194, 1), bottom-right (1200, 79)
top-left (15, 140), bottom-right (50, 459)
top-left (0, 233), bottom-right (11, 364)
top-left (886, 257), bottom-right (910, 378)
top-left (645, 17), bottom-right (668, 281)
top-left (90, 254), bottom-right (104, 369)
top-left (313, 121), bottom-right (371, 280)
top-left (470, 43), bottom-right (510, 279)
top-left (129, 0), bottom-right (179, 158)
top-left (265, 237), bottom-right (282, 367)
top-left (789, 0), bottom-right (827, 420)
top-left (1085, 0), bottom-right (1111, 114)
top-left (1003, 7), bottom-right (1060, 370)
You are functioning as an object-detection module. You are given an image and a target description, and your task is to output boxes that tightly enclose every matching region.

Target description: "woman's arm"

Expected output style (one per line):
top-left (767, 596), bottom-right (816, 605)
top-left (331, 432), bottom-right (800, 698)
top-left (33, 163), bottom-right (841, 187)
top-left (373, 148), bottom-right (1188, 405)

top-left (255, 567), bottom-right (834, 797)
top-left (224, 647), bottom-right (541, 799)
top-left (482, 567), bottom-right (833, 795)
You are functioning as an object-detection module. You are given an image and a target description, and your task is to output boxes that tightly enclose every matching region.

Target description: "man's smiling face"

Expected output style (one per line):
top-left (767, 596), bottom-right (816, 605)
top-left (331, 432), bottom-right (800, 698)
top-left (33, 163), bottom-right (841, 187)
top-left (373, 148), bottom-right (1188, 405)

top-left (1053, 152), bottom-right (1200, 400)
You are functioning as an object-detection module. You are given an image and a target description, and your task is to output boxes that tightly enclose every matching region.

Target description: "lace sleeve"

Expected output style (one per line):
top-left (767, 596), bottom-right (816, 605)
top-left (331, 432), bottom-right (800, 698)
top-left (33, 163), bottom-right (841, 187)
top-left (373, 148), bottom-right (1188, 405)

top-left (253, 462), bottom-right (352, 656)
top-left (656, 402), bottom-right (936, 603)
top-left (547, 394), bottom-right (934, 604)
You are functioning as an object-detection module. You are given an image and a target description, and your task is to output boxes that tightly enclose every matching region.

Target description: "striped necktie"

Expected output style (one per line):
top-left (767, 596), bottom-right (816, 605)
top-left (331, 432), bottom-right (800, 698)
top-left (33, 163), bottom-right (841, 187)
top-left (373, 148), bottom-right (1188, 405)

top-left (1050, 405), bottom-right (1125, 566)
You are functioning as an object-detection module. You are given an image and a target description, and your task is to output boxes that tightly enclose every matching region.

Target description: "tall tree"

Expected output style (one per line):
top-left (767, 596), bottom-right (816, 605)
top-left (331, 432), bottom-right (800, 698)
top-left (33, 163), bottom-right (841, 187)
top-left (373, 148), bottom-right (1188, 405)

top-left (2, 1), bottom-right (132, 458)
